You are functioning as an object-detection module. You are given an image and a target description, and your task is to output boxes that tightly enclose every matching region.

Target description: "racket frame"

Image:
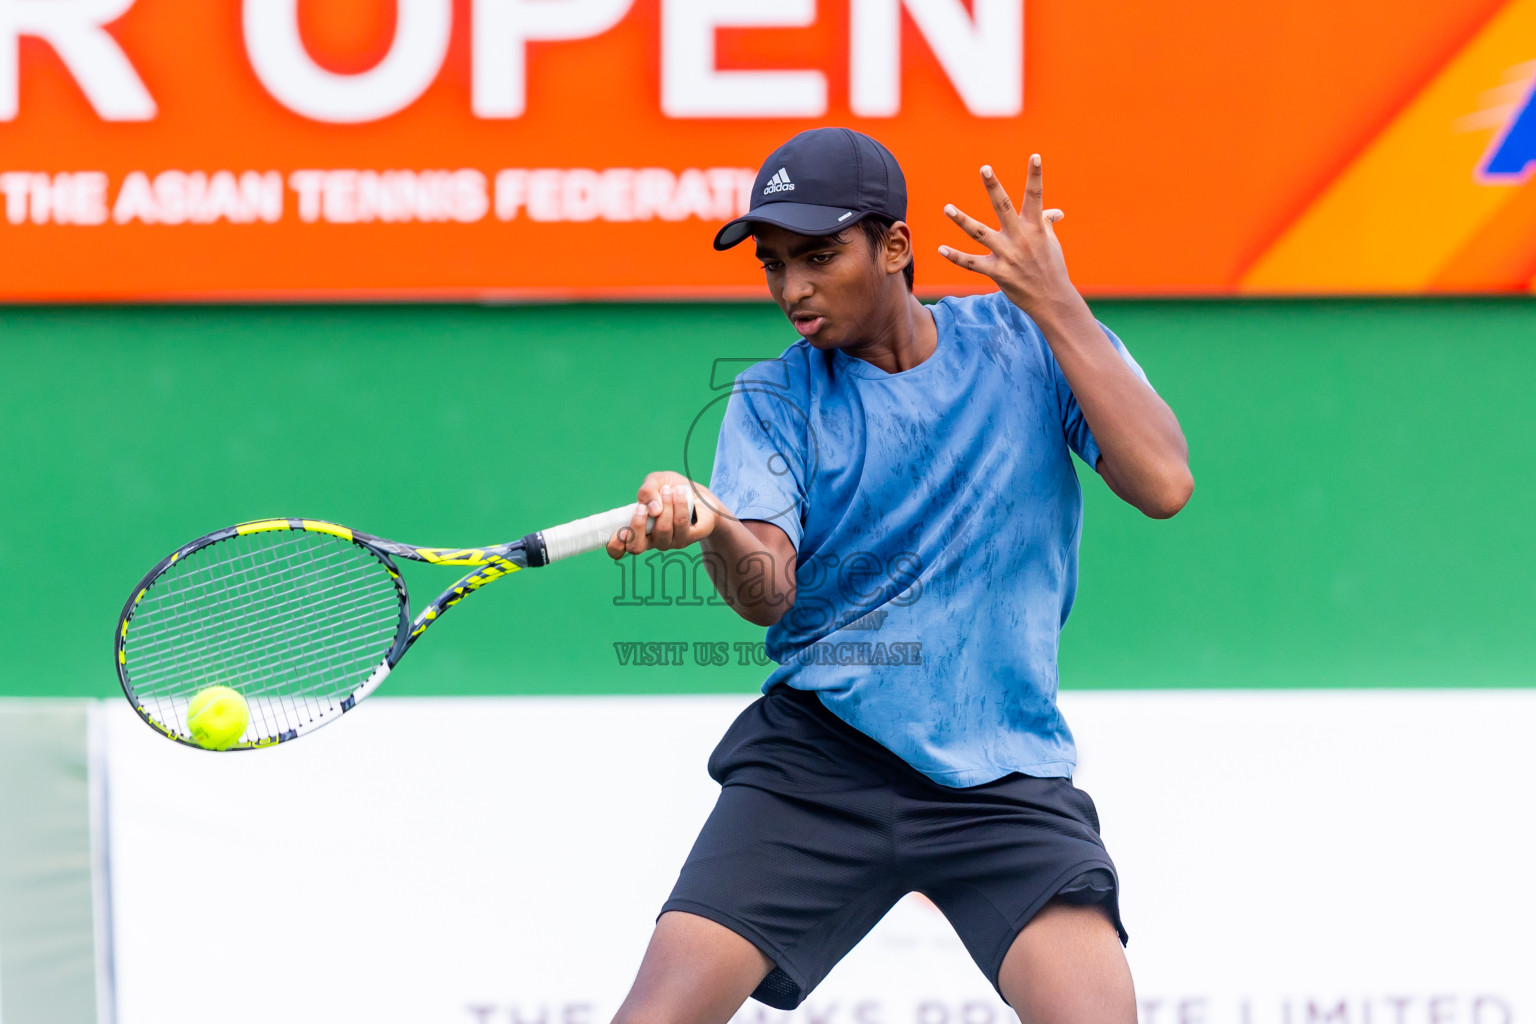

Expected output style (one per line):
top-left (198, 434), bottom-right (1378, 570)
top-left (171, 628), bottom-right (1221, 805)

top-left (116, 517), bottom-right (528, 751)
top-left (115, 496), bottom-right (688, 750)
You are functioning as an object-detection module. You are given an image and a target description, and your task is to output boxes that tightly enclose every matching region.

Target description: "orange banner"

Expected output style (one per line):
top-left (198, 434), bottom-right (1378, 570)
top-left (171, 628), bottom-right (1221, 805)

top-left (0, 0), bottom-right (1533, 300)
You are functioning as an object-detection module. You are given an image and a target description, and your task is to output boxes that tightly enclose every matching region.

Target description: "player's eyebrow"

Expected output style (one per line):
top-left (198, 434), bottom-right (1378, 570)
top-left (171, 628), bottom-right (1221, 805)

top-left (755, 235), bottom-right (843, 261)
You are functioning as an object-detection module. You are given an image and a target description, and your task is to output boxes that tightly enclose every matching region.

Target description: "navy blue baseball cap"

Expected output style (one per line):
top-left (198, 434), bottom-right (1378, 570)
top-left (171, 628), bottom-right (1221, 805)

top-left (713, 128), bottom-right (907, 250)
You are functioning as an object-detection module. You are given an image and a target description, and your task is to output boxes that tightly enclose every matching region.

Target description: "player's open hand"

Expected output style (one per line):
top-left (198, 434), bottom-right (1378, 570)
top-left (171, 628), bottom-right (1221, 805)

top-left (938, 156), bottom-right (1073, 317)
top-left (606, 471), bottom-right (717, 559)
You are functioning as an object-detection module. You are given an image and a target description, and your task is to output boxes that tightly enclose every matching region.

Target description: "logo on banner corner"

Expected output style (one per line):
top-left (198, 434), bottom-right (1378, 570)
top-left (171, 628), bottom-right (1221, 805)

top-left (1478, 75), bottom-right (1536, 184)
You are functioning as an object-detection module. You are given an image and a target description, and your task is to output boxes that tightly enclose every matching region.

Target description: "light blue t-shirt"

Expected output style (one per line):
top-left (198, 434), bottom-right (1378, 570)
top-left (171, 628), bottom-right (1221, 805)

top-left (709, 291), bottom-right (1151, 787)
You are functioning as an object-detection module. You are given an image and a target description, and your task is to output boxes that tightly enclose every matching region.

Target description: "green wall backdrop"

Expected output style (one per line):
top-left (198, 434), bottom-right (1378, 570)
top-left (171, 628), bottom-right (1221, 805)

top-left (1, 299), bottom-right (1532, 698)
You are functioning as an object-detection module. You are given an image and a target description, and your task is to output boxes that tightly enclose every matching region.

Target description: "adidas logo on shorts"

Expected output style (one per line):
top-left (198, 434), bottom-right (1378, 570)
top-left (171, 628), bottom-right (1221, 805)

top-left (762, 168), bottom-right (796, 194)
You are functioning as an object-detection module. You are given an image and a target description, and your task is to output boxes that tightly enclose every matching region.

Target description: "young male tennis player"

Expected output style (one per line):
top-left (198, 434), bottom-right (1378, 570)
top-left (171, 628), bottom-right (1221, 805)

top-left (605, 127), bottom-right (1192, 1024)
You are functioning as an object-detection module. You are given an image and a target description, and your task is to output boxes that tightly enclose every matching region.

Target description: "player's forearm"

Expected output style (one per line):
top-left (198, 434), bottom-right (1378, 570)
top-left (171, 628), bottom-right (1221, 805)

top-left (1032, 293), bottom-right (1194, 519)
top-left (700, 516), bottom-right (797, 627)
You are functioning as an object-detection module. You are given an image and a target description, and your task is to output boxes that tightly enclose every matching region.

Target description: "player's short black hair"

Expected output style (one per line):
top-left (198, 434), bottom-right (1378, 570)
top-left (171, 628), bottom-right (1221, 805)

top-left (837, 217), bottom-right (914, 291)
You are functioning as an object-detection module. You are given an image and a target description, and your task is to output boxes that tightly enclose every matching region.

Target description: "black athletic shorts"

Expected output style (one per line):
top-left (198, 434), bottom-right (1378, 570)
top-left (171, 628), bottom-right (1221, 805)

top-left (660, 684), bottom-right (1128, 1010)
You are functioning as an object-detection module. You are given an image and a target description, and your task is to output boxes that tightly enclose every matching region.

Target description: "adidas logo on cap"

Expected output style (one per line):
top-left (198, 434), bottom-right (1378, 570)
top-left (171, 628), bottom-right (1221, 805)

top-left (762, 168), bottom-right (796, 195)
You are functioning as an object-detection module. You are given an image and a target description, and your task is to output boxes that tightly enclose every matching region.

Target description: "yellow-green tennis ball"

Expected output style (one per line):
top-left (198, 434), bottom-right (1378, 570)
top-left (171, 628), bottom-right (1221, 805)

top-left (187, 686), bottom-right (249, 751)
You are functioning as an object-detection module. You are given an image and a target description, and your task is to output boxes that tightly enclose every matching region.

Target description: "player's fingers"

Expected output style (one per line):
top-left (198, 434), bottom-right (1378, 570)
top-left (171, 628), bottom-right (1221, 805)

top-left (629, 478), bottom-right (663, 550)
top-left (671, 480), bottom-right (696, 539)
top-left (637, 473), bottom-right (668, 507)
top-left (607, 485), bottom-right (652, 559)
top-left (606, 510), bottom-right (643, 559)
top-left (626, 500), bottom-right (652, 555)
top-left (683, 480), bottom-right (721, 540)
top-left (1022, 154), bottom-right (1044, 221)
top-left (605, 530), bottom-right (627, 559)
top-left (937, 245), bottom-right (993, 275)
top-left (1045, 208), bottom-right (1064, 224)
top-left (980, 165), bottom-right (1018, 227)
top-left (943, 203), bottom-right (998, 249)
top-left (651, 484), bottom-right (678, 548)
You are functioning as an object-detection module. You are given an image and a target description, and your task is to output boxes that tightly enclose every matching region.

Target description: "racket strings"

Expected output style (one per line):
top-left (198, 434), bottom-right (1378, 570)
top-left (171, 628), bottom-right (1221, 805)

top-left (131, 558), bottom-right (395, 671)
top-left (125, 530), bottom-right (403, 743)
top-left (135, 536), bottom-right (398, 741)
top-left (134, 543), bottom-right (380, 741)
top-left (186, 532), bottom-right (397, 734)
top-left (130, 541), bottom-right (366, 678)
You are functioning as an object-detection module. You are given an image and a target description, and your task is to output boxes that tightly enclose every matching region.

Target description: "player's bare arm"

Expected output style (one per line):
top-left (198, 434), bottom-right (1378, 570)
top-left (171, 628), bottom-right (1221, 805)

top-left (605, 470), bottom-right (796, 627)
top-left (940, 156), bottom-right (1194, 519)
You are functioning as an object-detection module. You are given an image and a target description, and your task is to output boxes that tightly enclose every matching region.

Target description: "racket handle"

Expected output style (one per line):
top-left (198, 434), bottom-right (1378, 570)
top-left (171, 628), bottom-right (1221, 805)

top-left (523, 489), bottom-right (697, 567)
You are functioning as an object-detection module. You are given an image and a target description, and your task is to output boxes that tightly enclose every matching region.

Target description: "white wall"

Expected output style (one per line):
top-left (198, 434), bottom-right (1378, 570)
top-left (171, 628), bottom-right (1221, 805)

top-left (105, 692), bottom-right (1536, 1024)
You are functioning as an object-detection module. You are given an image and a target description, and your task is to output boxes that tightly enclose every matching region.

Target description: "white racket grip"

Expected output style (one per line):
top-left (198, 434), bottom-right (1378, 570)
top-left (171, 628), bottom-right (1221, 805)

top-left (535, 489), bottom-right (696, 565)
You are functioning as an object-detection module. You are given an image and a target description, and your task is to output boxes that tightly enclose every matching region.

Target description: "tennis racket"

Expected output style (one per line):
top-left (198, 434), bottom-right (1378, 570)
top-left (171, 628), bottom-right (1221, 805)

top-left (115, 494), bottom-right (693, 751)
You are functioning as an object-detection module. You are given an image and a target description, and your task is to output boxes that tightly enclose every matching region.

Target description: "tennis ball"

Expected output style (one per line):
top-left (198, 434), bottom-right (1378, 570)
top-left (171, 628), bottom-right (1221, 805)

top-left (187, 686), bottom-right (249, 751)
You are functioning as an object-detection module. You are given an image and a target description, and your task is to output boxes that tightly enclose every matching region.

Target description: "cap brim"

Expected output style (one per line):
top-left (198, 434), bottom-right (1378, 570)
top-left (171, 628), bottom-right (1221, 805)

top-left (713, 203), bottom-right (877, 251)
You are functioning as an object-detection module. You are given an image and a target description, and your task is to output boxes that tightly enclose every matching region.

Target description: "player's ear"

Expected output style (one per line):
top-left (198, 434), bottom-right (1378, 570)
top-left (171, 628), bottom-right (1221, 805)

top-left (885, 221), bottom-right (914, 277)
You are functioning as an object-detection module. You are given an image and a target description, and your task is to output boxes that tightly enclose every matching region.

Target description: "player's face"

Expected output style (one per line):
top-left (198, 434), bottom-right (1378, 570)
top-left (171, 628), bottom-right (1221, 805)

top-left (753, 224), bottom-right (890, 350)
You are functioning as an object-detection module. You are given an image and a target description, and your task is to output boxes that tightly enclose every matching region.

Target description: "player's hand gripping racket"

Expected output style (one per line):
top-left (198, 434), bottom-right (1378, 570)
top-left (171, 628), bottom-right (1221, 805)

top-left (115, 494), bottom-right (693, 750)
